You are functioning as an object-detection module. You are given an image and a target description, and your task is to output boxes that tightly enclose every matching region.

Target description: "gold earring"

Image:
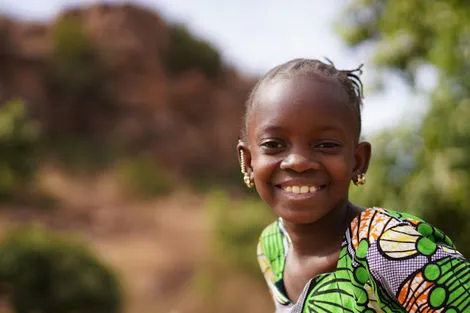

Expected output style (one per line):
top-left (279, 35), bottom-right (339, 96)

top-left (239, 149), bottom-right (254, 188)
top-left (354, 173), bottom-right (366, 186)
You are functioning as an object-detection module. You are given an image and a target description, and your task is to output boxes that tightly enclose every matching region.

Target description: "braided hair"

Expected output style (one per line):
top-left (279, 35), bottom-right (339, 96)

top-left (241, 58), bottom-right (364, 140)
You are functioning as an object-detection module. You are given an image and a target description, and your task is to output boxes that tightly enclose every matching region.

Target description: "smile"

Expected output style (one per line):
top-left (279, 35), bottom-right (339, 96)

top-left (280, 185), bottom-right (326, 194)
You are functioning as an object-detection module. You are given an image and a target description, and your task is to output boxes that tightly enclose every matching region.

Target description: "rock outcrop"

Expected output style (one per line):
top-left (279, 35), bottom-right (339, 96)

top-left (0, 3), bottom-right (254, 179)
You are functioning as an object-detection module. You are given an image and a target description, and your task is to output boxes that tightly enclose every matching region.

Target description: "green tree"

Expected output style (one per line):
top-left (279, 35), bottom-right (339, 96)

top-left (165, 24), bottom-right (222, 78)
top-left (340, 0), bottom-right (470, 256)
top-left (0, 99), bottom-right (40, 200)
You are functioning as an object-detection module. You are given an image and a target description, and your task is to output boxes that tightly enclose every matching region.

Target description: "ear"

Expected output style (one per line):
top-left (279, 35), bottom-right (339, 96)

top-left (352, 141), bottom-right (371, 177)
top-left (236, 139), bottom-right (253, 172)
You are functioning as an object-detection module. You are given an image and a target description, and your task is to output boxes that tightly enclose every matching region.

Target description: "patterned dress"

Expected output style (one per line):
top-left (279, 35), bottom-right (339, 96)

top-left (257, 207), bottom-right (470, 312)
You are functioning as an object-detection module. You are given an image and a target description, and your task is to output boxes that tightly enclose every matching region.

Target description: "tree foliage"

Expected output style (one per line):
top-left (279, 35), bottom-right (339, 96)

top-left (340, 0), bottom-right (470, 256)
top-left (206, 189), bottom-right (273, 274)
top-left (0, 99), bottom-right (40, 200)
top-left (165, 24), bottom-right (222, 79)
top-left (0, 225), bottom-right (122, 313)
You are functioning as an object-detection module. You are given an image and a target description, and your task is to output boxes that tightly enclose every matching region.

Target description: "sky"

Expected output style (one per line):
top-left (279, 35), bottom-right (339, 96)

top-left (0, 0), bottom-right (432, 136)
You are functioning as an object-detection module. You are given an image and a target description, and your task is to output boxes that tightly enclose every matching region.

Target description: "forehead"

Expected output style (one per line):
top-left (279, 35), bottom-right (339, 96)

top-left (249, 76), bottom-right (358, 139)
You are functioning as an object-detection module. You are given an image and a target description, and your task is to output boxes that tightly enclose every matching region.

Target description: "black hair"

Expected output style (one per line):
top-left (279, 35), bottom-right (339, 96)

top-left (241, 58), bottom-right (364, 140)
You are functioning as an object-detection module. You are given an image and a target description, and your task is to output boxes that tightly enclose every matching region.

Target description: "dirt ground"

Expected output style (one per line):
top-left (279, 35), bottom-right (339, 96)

top-left (0, 167), bottom-right (273, 313)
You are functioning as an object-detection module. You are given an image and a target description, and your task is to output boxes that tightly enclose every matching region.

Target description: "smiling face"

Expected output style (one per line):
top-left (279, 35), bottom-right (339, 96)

top-left (241, 75), bottom-right (370, 224)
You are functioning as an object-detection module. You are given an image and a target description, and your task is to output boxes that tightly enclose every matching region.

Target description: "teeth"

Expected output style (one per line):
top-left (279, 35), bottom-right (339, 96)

top-left (282, 185), bottom-right (322, 194)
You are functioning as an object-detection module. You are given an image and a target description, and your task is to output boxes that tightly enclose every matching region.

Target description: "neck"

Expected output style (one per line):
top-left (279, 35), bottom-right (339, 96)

top-left (282, 201), bottom-right (359, 257)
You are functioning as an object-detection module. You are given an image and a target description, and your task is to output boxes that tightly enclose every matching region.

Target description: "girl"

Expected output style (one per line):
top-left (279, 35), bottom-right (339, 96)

top-left (237, 59), bottom-right (470, 312)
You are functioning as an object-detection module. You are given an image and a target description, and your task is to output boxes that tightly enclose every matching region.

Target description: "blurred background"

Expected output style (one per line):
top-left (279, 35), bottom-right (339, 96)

top-left (0, 0), bottom-right (468, 312)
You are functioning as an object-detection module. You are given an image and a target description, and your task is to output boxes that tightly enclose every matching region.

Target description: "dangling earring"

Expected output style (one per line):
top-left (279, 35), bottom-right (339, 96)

top-left (353, 173), bottom-right (366, 186)
top-left (239, 149), bottom-right (254, 188)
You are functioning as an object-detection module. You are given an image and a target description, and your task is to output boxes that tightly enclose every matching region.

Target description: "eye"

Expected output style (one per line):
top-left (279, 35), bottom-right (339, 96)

top-left (314, 142), bottom-right (342, 150)
top-left (260, 139), bottom-right (285, 151)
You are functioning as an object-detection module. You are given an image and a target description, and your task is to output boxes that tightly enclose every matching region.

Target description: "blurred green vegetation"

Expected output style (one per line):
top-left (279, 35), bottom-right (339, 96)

top-left (206, 189), bottom-right (274, 274)
top-left (340, 0), bottom-right (470, 257)
top-left (166, 24), bottom-right (222, 78)
top-left (0, 99), bottom-right (40, 201)
top-left (115, 154), bottom-right (173, 198)
top-left (0, 225), bottom-right (122, 313)
top-left (46, 137), bottom-right (119, 174)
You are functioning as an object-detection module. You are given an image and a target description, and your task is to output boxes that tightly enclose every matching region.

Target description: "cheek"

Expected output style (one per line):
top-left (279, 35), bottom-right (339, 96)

top-left (324, 154), bottom-right (354, 181)
top-left (251, 155), bottom-right (278, 200)
top-left (252, 155), bottom-right (278, 179)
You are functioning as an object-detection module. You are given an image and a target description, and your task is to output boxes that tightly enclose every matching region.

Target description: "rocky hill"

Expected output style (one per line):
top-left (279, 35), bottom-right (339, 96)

top-left (0, 3), bottom-right (254, 180)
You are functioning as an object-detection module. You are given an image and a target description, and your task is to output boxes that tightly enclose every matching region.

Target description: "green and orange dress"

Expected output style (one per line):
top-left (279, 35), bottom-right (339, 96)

top-left (257, 207), bottom-right (470, 312)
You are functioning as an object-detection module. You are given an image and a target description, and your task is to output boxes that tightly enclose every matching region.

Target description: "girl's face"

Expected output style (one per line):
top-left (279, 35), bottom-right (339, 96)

top-left (239, 76), bottom-right (370, 224)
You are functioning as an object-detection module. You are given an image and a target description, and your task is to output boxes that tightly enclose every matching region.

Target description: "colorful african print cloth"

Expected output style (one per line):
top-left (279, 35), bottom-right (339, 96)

top-left (257, 207), bottom-right (470, 313)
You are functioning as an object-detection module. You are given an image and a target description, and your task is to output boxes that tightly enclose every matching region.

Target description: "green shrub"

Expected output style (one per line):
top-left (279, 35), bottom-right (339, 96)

top-left (52, 16), bottom-right (97, 83)
top-left (0, 225), bottom-right (122, 313)
top-left (115, 155), bottom-right (173, 198)
top-left (0, 99), bottom-right (40, 200)
top-left (166, 24), bottom-right (222, 78)
top-left (47, 136), bottom-right (117, 174)
top-left (206, 189), bottom-right (274, 274)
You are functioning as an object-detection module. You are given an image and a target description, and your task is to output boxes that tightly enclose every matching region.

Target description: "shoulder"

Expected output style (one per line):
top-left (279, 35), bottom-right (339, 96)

top-left (349, 207), bottom-right (455, 253)
top-left (257, 219), bottom-right (290, 304)
top-left (257, 219), bottom-right (287, 281)
top-left (353, 208), bottom-right (470, 311)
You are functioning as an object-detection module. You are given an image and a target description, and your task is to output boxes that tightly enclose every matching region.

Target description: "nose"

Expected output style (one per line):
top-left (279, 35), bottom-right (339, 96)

top-left (280, 149), bottom-right (319, 173)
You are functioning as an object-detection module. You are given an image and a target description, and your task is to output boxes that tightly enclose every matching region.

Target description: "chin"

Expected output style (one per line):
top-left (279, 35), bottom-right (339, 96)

top-left (276, 207), bottom-right (329, 225)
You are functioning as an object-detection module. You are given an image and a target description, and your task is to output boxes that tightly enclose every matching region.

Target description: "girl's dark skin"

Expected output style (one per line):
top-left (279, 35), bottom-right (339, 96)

top-left (238, 75), bottom-right (371, 303)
